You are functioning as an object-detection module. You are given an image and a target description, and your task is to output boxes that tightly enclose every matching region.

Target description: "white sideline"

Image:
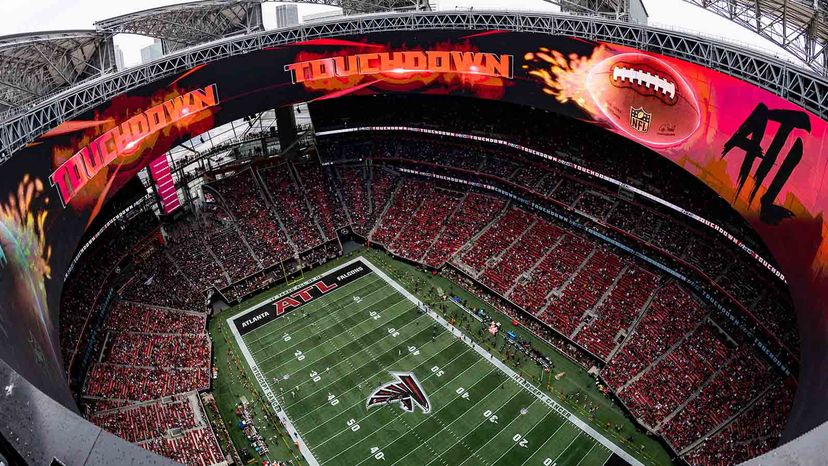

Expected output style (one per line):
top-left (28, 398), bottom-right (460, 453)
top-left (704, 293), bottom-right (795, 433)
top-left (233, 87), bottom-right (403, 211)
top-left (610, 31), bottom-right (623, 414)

top-left (228, 256), bottom-right (644, 466)
top-left (228, 257), bottom-right (377, 466)
top-left (361, 258), bottom-right (645, 466)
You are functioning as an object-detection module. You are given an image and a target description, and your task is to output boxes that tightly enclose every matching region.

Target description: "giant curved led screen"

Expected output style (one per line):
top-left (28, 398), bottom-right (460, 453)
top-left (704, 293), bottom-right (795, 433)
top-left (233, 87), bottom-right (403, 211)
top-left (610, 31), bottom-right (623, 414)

top-left (1, 29), bottom-right (826, 438)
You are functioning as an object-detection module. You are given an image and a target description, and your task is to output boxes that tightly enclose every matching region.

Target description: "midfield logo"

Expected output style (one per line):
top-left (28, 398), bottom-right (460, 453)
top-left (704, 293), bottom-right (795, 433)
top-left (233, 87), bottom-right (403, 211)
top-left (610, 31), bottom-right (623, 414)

top-left (367, 372), bottom-right (430, 414)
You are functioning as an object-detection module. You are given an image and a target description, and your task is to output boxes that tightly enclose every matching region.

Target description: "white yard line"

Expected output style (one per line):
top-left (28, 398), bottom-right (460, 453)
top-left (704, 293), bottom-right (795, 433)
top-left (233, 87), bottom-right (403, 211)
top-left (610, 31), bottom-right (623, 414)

top-left (550, 432), bottom-right (585, 465)
top-left (420, 387), bottom-right (526, 466)
top-left (251, 280), bottom-right (391, 355)
top-left (229, 256), bottom-right (645, 466)
top-left (517, 421), bottom-right (571, 466)
top-left (282, 313), bottom-right (431, 407)
top-left (487, 409), bottom-right (551, 466)
top-left (297, 336), bottom-right (461, 427)
top-left (261, 298), bottom-right (415, 375)
top-left (270, 304), bottom-right (423, 389)
top-left (455, 399), bottom-right (541, 466)
top-left (245, 274), bottom-right (382, 345)
top-left (310, 345), bottom-right (478, 448)
top-left (599, 448), bottom-right (614, 466)
top-left (318, 359), bottom-right (493, 462)
top-left (362, 259), bottom-right (645, 466)
top-left (574, 442), bottom-right (600, 466)
top-left (347, 366), bottom-right (499, 466)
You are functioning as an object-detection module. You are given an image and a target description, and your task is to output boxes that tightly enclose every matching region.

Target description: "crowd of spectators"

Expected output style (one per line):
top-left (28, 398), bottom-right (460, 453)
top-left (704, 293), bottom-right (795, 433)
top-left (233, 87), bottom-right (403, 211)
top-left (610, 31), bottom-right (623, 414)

top-left (91, 393), bottom-right (198, 443)
top-left (219, 257), bottom-right (300, 303)
top-left (90, 392), bottom-right (224, 466)
top-left (388, 186), bottom-right (462, 262)
top-left (543, 246), bottom-right (625, 337)
top-left (480, 219), bottom-right (563, 295)
top-left (104, 302), bottom-right (206, 334)
top-left (199, 207), bottom-right (260, 282)
top-left (143, 426), bottom-right (225, 466)
top-left (294, 163), bottom-right (349, 240)
top-left (258, 164), bottom-right (325, 252)
top-left (619, 323), bottom-right (733, 428)
top-left (323, 127), bottom-right (799, 355)
top-left (334, 165), bottom-right (371, 233)
top-left (209, 169), bottom-right (293, 268)
top-left (371, 178), bottom-right (432, 245)
top-left (164, 220), bottom-right (229, 291)
top-left (422, 192), bottom-right (504, 268)
top-left (457, 207), bottom-right (535, 273)
top-left (509, 234), bottom-right (592, 313)
top-left (313, 94), bottom-right (767, 253)
top-left (300, 240), bottom-right (344, 268)
top-left (440, 267), bottom-right (597, 368)
top-left (573, 265), bottom-right (659, 359)
top-left (684, 380), bottom-right (795, 466)
top-left (83, 301), bottom-right (210, 403)
top-left (60, 211), bottom-right (159, 371)
top-left (661, 348), bottom-right (775, 452)
top-left (84, 364), bottom-right (210, 402)
top-left (364, 169), bottom-right (399, 234)
top-left (119, 243), bottom-right (205, 310)
top-left (57, 104), bottom-right (802, 466)
top-left (601, 284), bottom-right (708, 389)
top-left (104, 333), bottom-right (210, 369)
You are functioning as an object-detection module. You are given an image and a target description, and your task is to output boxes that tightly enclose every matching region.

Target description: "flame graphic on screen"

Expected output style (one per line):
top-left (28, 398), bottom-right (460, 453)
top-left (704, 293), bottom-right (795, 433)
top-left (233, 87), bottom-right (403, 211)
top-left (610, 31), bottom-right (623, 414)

top-left (523, 46), bottom-right (611, 114)
top-left (0, 176), bottom-right (56, 370)
top-left (0, 175), bottom-right (52, 280)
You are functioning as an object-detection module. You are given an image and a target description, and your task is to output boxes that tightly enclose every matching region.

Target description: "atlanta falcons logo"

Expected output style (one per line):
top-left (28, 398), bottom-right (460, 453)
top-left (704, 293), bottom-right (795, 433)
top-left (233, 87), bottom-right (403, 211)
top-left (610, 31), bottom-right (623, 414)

top-left (367, 372), bottom-right (430, 414)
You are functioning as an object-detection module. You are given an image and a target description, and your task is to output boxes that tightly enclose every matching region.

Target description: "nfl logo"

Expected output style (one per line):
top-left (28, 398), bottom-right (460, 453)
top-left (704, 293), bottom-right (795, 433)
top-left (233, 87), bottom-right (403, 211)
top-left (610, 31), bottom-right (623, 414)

top-left (629, 107), bottom-right (651, 133)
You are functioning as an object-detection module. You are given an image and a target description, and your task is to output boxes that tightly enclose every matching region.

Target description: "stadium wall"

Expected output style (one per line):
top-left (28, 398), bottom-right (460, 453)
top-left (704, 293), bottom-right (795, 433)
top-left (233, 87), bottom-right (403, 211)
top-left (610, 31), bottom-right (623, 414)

top-left (0, 19), bottom-right (826, 463)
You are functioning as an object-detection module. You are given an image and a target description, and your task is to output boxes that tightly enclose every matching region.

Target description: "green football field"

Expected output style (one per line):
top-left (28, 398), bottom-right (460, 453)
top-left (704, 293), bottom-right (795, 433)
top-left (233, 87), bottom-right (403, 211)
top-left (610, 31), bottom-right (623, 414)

top-left (228, 257), bottom-right (640, 466)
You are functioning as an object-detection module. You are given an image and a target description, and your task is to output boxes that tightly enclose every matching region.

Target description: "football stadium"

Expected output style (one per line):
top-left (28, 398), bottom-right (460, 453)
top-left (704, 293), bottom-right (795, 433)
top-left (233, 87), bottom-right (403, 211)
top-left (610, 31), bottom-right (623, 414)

top-left (0, 1), bottom-right (826, 466)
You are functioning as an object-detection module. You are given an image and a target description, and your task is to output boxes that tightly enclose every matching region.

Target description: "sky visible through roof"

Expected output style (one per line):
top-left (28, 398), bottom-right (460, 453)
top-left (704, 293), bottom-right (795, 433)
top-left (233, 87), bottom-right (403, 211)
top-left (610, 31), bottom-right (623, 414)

top-left (0, 0), bottom-right (802, 68)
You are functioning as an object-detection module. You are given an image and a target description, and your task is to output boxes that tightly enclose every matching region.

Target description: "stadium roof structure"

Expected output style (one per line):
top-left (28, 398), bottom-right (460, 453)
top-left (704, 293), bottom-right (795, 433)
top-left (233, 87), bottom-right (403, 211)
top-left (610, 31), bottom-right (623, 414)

top-left (283, 0), bottom-right (430, 14)
top-left (0, 30), bottom-right (114, 113)
top-left (1, 9), bottom-right (827, 165)
top-left (682, 0), bottom-right (828, 76)
top-left (540, 0), bottom-right (649, 23)
top-left (93, 0), bottom-right (265, 54)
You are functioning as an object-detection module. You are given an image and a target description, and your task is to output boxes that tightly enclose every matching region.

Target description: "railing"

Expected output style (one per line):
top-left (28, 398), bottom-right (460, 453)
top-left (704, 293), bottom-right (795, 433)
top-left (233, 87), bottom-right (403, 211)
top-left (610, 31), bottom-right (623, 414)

top-left (2, 10), bottom-right (826, 164)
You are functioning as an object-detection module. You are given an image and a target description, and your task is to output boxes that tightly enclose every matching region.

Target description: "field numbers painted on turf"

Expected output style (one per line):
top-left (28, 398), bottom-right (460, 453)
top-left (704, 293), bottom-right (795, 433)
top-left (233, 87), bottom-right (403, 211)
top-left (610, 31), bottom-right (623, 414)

top-left (455, 387), bottom-right (470, 400)
top-left (483, 410), bottom-right (499, 423)
top-left (295, 350), bottom-right (305, 361)
top-left (309, 371), bottom-right (321, 383)
top-left (369, 311), bottom-right (380, 320)
top-left (354, 296), bottom-right (363, 304)
top-left (346, 418), bottom-right (360, 432)
top-left (282, 333), bottom-right (291, 342)
top-left (388, 327), bottom-right (400, 338)
top-left (408, 345), bottom-right (420, 356)
top-left (328, 393), bottom-right (339, 406)
top-left (543, 459), bottom-right (557, 466)
top-left (431, 366), bottom-right (445, 377)
top-left (370, 447), bottom-right (385, 461)
top-left (512, 434), bottom-right (529, 448)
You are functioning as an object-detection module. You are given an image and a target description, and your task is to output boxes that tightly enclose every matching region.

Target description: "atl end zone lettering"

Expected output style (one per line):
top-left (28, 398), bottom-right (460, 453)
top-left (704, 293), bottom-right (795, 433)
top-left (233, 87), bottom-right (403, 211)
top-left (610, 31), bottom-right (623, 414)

top-left (232, 260), bottom-right (373, 336)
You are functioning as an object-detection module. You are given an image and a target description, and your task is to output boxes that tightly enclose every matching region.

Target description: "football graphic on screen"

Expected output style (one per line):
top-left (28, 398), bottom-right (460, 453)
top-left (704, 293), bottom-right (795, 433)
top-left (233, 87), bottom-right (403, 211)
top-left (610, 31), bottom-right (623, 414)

top-left (585, 52), bottom-right (701, 147)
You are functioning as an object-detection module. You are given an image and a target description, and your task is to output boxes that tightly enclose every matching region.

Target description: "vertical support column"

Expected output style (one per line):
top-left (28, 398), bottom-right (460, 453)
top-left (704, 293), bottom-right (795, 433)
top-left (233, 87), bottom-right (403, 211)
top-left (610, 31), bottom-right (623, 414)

top-left (276, 105), bottom-right (298, 153)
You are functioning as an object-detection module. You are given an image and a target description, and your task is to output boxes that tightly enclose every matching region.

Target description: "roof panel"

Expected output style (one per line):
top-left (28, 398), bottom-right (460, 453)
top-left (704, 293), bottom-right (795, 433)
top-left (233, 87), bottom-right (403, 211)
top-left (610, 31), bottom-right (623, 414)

top-left (0, 30), bottom-right (113, 112)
